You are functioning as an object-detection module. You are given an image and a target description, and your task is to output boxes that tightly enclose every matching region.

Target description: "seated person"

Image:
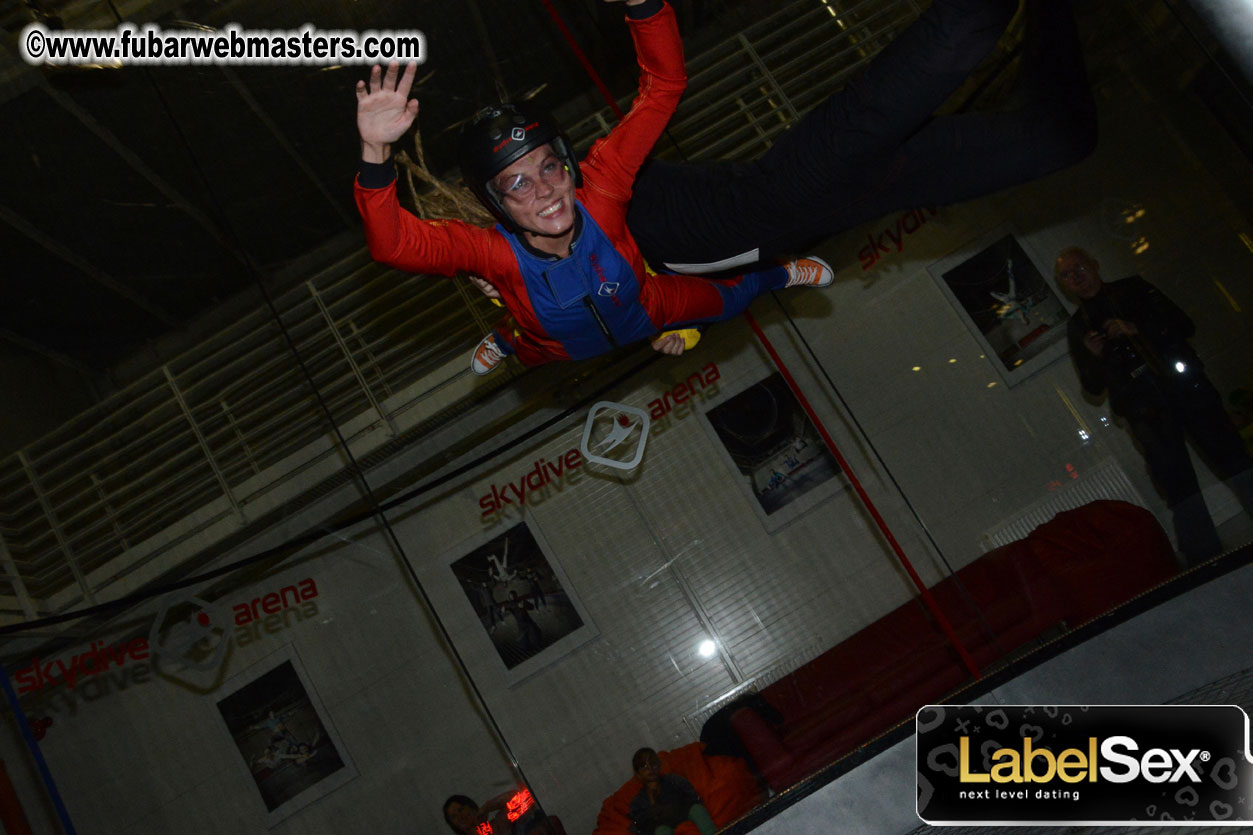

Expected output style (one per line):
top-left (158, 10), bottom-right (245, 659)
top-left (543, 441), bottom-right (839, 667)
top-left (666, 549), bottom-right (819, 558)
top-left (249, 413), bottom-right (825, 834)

top-left (628, 748), bottom-right (716, 835)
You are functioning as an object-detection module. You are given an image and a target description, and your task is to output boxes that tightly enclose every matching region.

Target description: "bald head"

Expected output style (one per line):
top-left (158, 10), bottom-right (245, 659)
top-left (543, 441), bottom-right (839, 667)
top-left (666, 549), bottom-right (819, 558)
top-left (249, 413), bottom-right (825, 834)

top-left (1055, 247), bottom-right (1103, 299)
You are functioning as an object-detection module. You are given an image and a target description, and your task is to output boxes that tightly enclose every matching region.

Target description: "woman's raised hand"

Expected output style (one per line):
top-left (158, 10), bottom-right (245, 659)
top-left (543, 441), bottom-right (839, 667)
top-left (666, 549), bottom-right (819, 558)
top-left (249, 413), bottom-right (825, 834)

top-left (356, 61), bottom-right (419, 162)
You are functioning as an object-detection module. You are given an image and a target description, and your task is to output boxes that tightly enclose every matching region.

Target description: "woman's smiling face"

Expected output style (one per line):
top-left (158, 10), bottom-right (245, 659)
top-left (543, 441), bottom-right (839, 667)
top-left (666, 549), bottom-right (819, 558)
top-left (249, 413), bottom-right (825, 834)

top-left (493, 144), bottom-right (576, 255)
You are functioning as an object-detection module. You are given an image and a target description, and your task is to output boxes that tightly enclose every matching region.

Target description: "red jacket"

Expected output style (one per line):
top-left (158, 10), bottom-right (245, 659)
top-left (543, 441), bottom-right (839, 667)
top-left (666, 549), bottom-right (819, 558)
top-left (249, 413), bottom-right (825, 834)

top-left (355, 3), bottom-right (729, 365)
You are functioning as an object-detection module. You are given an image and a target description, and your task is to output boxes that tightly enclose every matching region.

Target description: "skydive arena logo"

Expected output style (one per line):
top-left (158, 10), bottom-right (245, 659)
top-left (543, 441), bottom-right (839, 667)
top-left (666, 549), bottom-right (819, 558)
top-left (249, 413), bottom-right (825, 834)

top-left (149, 593), bottom-right (231, 673)
top-left (917, 705), bottom-right (1253, 824)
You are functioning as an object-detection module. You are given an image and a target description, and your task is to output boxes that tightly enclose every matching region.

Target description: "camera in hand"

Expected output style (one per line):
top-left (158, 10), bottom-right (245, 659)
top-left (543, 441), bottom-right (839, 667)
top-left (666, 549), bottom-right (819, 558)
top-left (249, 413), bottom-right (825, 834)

top-left (1103, 333), bottom-right (1140, 365)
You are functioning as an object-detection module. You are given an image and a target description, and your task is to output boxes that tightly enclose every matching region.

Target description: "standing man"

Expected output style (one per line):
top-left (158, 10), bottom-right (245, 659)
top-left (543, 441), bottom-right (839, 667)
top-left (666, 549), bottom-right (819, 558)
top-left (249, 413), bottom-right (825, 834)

top-left (1056, 247), bottom-right (1253, 561)
top-left (525, 569), bottom-right (546, 610)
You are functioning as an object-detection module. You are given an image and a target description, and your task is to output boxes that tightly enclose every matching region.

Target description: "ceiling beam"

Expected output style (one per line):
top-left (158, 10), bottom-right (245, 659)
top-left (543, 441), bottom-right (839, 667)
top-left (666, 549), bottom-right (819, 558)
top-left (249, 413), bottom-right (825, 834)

top-left (30, 74), bottom-right (259, 271)
top-left (220, 66), bottom-right (356, 229)
top-left (0, 324), bottom-right (100, 376)
top-left (0, 200), bottom-right (182, 327)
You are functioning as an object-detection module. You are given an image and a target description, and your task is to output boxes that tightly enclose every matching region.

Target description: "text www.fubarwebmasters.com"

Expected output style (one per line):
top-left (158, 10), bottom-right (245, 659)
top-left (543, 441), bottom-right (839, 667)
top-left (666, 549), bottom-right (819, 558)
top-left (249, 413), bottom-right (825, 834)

top-left (20, 23), bottom-right (425, 66)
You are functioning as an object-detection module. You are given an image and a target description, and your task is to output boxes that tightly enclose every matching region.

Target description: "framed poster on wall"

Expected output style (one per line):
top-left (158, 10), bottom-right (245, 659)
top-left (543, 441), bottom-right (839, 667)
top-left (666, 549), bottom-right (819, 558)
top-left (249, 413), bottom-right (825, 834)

top-left (441, 520), bottom-right (598, 687)
top-left (701, 371), bottom-right (847, 532)
top-left (215, 650), bottom-right (357, 826)
top-left (927, 225), bottom-right (1074, 386)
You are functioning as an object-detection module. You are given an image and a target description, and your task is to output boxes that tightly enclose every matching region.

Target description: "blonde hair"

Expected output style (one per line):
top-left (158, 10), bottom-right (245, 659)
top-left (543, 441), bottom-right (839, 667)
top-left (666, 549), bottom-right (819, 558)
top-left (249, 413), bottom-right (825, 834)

top-left (396, 130), bottom-right (494, 226)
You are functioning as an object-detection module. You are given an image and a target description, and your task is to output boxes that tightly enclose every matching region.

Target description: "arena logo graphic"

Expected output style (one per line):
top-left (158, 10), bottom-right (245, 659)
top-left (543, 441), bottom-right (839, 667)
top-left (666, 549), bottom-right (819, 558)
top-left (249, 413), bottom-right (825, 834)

top-left (581, 401), bottom-right (650, 470)
top-left (493, 121), bottom-right (538, 153)
top-left (12, 578), bottom-right (320, 723)
top-left (647, 362), bottom-right (720, 438)
top-left (149, 578), bottom-right (321, 668)
top-left (856, 206), bottom-right (939, 271)
top-left (148, 592), bottom-right (232, 673)
top-left (477, 363), bottom-right (721, 520)
top-left (231, 577), bottom-right (321, 648)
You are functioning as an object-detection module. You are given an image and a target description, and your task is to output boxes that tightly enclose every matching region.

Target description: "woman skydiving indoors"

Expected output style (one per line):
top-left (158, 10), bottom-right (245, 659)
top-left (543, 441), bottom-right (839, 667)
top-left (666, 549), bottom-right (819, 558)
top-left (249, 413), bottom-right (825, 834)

top-left (354, 0), bottom-right (1094, 374)
top-left (356, 0), bottom-right (834, 373)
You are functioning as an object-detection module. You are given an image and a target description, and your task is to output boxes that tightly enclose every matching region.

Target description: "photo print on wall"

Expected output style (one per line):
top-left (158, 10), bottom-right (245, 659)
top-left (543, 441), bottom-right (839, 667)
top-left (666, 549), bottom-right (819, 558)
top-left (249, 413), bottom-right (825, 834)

top-left (703, 372), bottom-right (846, 531)
top-left (928, 226), bottom-right (1073, 385)
top-left (450, 522), bottom-right (585, 671)
top-left (216, 654), bottom-right (356, 825)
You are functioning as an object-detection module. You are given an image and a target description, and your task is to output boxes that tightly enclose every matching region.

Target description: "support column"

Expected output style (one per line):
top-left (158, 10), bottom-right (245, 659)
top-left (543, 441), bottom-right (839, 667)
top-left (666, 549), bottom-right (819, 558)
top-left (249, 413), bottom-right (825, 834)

top-left (16, 452), bottom-right (95, 606)
top-left (307, 283), bottom-right (397, 436)
top-left (0, 532), bottom-right (36, 620)
top-left (163, 367), bottom-right (246, 524)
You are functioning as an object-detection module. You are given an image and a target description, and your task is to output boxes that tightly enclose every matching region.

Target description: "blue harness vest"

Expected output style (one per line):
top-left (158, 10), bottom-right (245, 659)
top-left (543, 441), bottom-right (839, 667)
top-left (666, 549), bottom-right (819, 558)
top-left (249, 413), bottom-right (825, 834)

top-left (500, 203), bottom-right (658, 360)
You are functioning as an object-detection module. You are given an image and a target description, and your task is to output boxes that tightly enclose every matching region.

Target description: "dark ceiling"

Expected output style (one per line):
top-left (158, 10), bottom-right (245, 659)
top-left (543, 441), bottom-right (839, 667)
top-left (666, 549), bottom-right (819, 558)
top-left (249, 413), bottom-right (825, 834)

top-left (2, 0), bottom-right (757, 378)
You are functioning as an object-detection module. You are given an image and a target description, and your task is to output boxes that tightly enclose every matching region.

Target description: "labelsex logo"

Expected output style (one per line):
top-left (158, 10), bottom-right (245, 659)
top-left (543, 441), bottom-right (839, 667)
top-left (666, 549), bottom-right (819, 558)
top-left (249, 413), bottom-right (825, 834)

top-left (917, 704), bottom-right (1253, 825)
top-left (960, 735), bottom-right (1206, 784)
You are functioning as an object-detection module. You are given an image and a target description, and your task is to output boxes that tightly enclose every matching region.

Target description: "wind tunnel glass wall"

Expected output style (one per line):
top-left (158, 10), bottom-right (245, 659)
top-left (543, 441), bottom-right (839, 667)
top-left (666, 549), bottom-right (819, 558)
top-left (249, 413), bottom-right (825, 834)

top-left (3, 0), bottom-right (1253, 833)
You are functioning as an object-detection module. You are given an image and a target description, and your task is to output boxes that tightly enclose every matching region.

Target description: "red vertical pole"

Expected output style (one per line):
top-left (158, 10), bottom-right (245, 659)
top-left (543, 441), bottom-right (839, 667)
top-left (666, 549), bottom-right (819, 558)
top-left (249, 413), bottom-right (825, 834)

top-left (540, 0), bottom-right (981, 680)
top-left (744, 312), bottom-right (981, 679)
top-left (538, 0), bottom-right (625, 119)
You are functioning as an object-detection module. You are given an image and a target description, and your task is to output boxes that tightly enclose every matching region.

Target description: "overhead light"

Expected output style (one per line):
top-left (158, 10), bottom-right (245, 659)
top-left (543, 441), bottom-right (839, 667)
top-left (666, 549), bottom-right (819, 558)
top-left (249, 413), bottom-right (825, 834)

top-left (697, 639), bottom-right (716, 658)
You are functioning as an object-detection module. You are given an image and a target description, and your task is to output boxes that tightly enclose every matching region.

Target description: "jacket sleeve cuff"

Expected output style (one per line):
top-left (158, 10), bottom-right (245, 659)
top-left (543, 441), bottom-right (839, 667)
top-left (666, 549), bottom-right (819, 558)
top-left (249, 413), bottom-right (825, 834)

top-left (357, 157), bottom-right (397, 189)
top-left (625, 0), bottom-right (664, 20)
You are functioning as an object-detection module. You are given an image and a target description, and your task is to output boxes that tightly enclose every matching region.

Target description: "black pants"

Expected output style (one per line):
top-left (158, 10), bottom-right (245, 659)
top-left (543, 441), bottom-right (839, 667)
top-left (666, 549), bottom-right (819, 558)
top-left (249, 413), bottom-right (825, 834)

top-left (1125, 374), bottom-right (1253, 558)
top-left (628, 0), bottom-right (1097, 272)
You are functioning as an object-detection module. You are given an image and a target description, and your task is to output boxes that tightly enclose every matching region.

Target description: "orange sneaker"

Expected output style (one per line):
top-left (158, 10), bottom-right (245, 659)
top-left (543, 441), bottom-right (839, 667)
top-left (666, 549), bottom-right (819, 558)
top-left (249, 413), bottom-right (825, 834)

top-left (471, 333), bottom-right (507, 375)
top-left (784, 256), bottom-right (834, 288)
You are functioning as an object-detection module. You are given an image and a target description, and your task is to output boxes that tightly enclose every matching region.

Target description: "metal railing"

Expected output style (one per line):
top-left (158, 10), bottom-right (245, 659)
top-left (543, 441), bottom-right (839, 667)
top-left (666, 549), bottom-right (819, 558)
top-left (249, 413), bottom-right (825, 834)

top-left (0, 252), bottom-right (510, 621)
top-left (0, 0), bottom-right (924, 625)
top-left (567, 0), bottom-right (921, 158)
